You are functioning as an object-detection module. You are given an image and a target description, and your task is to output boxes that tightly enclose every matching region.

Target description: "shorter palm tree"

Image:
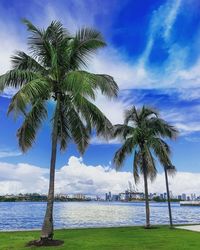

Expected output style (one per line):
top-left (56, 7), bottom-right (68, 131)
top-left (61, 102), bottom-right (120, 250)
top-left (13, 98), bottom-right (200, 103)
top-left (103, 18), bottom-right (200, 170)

top-left (164, 166), bottom-right (175, 227)
top-left (154, 138), bottom-right (177, 228)
top-left (112, 106), bottom-right (178, 228)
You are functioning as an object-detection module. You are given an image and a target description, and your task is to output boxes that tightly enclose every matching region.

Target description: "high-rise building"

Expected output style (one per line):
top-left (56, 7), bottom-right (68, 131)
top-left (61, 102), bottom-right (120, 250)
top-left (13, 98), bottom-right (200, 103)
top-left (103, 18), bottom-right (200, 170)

top-left (112, 195), bottom-right (119, 201)
top-left (108, 192), bottom-right (112, 201)
top-left (160, 193), bottom-right (164, 199)
top-left (181, 193), bottom-right (186, 201)
top-left (73, 193), bottom-right (85, 200)
top-left (191, 193), bottom-right (196, 201)
top-left (177, 195), bottom-right (182, 200)
top-left (105, 193), bottom-right (108, 201)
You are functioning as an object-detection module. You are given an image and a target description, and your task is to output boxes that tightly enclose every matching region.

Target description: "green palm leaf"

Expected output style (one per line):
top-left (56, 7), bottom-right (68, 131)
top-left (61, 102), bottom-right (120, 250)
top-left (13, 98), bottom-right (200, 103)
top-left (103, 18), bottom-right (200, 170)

top-left (17, 99), bottom-right (47, 152)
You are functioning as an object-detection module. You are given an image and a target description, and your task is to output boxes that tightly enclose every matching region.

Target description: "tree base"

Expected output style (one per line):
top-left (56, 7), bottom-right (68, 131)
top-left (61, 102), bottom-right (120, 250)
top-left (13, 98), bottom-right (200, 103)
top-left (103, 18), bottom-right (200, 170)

top-left (26, 239), bottom-right (64, 247)
top-left (144, 226), bottom-right (159, 229)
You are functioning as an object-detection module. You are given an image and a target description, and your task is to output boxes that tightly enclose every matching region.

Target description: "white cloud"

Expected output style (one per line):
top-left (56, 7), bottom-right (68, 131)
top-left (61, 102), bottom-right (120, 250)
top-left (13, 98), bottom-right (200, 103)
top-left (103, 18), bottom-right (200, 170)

top-left (174, 122), bottom-right (200, 135)
top-left (139, 0), bottom-right (182, 71)
top-left (0, 156), bottom-right (200, 196)
top-left (89, 48), bottom-right (154, 89)
top-left (0, 14), bottom-right (25, 98)
top-left (184, 136), bottom-right (200, 143)
top-left (163, 0), bottom-right (182, 41)
top-left (0, 149), bottom-right (21, 158)
top-left (161, 104), bottom-right (200, 136)
top-left (0, 0), bottom-right (200, 139)
top-left (93, 90), bottom-right (131, 125)
top-left (0, 0), bottom-right (199, 96)
top-left (0, 21), bottom-right (25, 75)
top-left (0, 162), bottom-right (48, 194)
top-left (90, 136), bottom-right (120, 145)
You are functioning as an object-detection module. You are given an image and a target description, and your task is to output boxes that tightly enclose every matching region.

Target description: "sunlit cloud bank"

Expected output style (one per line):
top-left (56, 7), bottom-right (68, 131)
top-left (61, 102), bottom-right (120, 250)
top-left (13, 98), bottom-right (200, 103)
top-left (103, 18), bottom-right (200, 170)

top-left (0, 156), bottom-right (200, 196)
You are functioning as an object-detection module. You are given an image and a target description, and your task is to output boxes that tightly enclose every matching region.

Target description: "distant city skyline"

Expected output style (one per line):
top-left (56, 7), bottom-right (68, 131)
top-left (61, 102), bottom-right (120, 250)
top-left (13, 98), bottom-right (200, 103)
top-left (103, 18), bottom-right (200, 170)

top-left (0, 0), bottom-right (200, 195)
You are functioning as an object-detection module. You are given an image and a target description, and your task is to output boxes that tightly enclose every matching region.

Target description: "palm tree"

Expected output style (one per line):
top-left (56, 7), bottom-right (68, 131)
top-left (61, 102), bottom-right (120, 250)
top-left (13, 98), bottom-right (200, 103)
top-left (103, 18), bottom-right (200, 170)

top-left (153, 139), bottom-right (177, 228)
top-left (164, 164), bottom-right (176, 228)
top-left (0, 19), bottom-right (118, 243)
top-left (112, 106), bottom-right (178, 228)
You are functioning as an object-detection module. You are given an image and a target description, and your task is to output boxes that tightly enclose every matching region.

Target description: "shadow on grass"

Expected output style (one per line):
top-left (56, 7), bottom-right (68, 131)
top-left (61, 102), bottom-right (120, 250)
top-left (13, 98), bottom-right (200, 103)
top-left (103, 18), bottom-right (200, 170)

top-left (26, 239), bottom-right (64, 248)
top-left (144, 226), bottom-right (160, 229)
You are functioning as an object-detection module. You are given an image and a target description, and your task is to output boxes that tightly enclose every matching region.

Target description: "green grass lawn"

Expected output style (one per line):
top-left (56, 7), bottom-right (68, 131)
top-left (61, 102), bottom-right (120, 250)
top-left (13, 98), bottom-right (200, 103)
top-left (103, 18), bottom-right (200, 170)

top-left (0, 226), bottom-right (199, 250)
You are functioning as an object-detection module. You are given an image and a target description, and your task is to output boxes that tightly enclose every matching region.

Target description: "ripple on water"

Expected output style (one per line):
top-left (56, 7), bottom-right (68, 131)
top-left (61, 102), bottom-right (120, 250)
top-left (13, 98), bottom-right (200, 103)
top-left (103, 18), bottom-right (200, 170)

top-left (0, 201), bottom-right (199, 230)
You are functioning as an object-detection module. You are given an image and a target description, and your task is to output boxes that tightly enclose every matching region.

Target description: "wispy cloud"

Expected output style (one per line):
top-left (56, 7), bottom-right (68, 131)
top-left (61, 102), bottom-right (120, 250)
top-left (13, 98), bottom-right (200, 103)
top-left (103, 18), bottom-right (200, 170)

top-left (0, 149), bottom-right (21, 158)
top-left (184, 136), bottom-right (200, 143)
top-left (0, 0), bottom-right (200, 144)
top-left (90, 136), bottom-right (120, 145)
top-left (140, 0), bottom-right (182, 65)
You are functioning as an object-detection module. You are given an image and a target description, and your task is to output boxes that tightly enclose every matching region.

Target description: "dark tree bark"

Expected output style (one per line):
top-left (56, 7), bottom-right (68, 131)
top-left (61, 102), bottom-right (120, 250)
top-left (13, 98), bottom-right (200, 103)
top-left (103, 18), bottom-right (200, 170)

top-left (40, 101), bottom-right (59, 240)
top-left (164, 166), bottom-right (173, 228)
top-left (143, 165), bottom-right (150, 228)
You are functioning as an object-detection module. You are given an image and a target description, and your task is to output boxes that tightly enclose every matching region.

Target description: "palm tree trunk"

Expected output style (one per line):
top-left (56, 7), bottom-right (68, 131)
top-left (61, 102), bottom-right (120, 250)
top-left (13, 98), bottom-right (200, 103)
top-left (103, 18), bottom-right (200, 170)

top-left (40, 102), bottom-right (59, 241)
top-left (164, 166), bottom-right (173, 228)
top-left (143, 166), bottom-right (150, 228)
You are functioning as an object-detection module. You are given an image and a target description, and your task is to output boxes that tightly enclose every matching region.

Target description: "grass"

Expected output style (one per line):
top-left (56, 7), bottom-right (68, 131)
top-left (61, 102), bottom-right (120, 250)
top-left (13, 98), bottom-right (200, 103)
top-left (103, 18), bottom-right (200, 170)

top-left (0, 226), bottom-right (200, 250)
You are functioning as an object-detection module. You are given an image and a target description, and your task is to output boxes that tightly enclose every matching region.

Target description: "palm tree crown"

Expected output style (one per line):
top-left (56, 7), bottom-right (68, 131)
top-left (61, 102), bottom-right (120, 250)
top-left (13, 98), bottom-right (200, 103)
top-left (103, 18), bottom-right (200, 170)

top-left (113, 106), bottom-right (178, 181)
top-left (0, 19), bottom-right (118, 153)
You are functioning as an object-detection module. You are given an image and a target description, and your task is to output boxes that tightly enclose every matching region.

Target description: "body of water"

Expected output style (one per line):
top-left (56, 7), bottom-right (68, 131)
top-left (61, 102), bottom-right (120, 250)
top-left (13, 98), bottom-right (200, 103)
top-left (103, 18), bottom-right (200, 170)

top-left (0, 201), bottom-right (199, 230)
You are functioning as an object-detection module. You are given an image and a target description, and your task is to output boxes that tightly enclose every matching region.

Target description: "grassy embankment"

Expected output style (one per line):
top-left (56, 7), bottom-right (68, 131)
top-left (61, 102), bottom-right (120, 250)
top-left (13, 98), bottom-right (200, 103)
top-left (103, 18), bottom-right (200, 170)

top-left (0, 226), bottom-right (199, 250)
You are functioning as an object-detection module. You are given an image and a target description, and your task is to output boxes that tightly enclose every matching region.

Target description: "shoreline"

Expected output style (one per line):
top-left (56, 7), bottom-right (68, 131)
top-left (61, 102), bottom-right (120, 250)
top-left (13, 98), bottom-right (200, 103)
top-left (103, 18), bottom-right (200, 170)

top-left (1, 223), bottom-right (200, 233)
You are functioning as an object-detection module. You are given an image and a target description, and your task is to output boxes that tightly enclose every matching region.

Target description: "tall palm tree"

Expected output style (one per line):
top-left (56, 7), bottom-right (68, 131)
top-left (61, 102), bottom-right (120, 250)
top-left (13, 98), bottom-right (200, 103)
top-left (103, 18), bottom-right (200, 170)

top-left (112, 106), bottom-right (178, 228)
top-left (0, 20), bottom-right (118, 243)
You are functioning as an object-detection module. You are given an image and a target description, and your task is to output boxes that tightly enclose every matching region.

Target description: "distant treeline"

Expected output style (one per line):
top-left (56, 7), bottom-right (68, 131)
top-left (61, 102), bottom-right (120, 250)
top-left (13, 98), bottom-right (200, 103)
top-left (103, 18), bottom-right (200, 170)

top-left (0, 194), bottom-right (91, 202)
top-left (152, 196), bottom-right (181, 202)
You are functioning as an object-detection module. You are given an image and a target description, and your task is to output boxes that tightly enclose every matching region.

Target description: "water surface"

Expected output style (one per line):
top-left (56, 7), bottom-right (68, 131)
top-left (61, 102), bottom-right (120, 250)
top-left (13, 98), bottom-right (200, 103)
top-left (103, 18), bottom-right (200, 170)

top-left (0, 201), bottom-right (199, 230)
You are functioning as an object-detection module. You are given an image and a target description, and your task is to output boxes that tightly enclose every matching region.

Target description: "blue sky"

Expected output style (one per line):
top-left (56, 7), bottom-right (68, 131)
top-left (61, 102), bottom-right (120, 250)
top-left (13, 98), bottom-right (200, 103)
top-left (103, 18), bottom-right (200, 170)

top-left (0, 0), bottom-right (200, 194)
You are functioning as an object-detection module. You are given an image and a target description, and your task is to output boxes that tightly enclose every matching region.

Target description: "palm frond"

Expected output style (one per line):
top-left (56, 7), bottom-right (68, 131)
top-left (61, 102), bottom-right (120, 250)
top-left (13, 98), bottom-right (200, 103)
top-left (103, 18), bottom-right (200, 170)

top-left (63, 71), bottom-right (96, 100)
top-left (145, 146), bottom-right (157, 181)
top-left (23, 19), bottom-right (52, 65)
top-left (22, 18), bottom-right (43, 35)
top-left (148, 117), bottom-right (179, 139)
top-left (73, 94), bottom-right (113, 139)
top-left (7, 78), bottom-right (50, 119)
top-left (64, 70), bottom-right (118, 99)
top-left (113, 137), bottom-right (136, 169)
top-left (124, 106), bottom-right (138, 125)
top-left (139, 106), bottom-right (158, 121)
top-left (149, 137), bottom-right (172, 167)
top-left (0, 69), bottom-right (38, 88)
top-left (166, 164), bottom-right (176, 176)
top-left (45, 20), bottom-right (70, 46)
top-left (68, 27), bottom-right (106, 69)
top-left (63, 98), bottom-right (89, 154)
top-left (17, 99), bottom-right (47, 152)
top-left (113, 124), bottom-right (133, 139)
top-left (133, 150), bottom-right (142, 183)
top-left (11, 51), bottom-right (46, 72)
